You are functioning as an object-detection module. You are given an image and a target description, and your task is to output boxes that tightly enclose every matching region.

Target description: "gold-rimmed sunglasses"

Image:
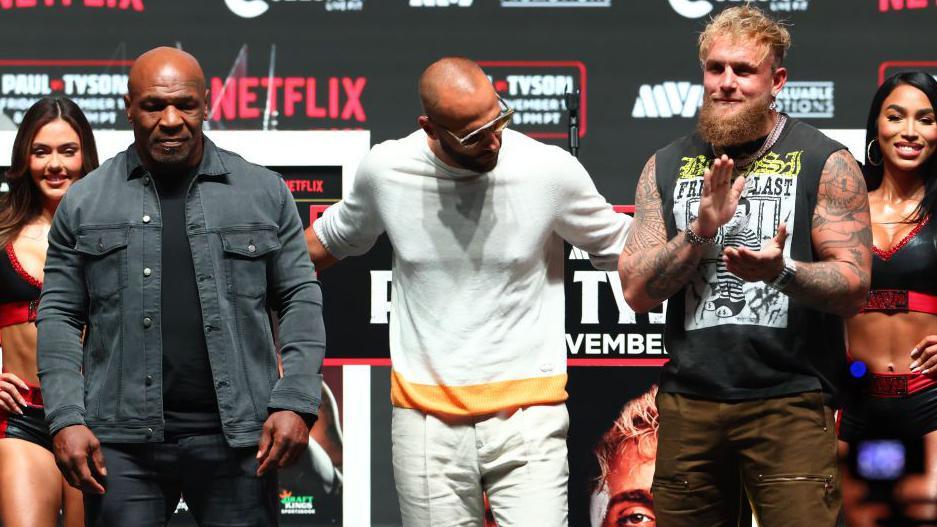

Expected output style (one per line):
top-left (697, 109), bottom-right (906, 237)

top-left (439, 96), bottom-right (514, 149)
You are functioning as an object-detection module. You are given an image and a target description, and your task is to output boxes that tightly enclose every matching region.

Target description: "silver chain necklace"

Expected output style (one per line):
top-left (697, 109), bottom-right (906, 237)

top-left (712, 113), bottom-right (787, 170)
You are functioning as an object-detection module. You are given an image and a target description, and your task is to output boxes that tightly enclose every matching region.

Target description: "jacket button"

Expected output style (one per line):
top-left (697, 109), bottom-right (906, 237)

top-left (143, 267), bottom-right (152, 277)
top-left (143, 317), bottom-right (152, 328)
top-left (142, 215), bottom-right (151, 224)
top-left (145, 428), bottom-right (153, 438)
top-left (204, 325), bottom-right (212, 334)
top-left (145, 375), bottom-right (153, 386)
top-left (248, 243), bottom-right (256, 253)
top-left (142, 175), bottom-right (151, 186)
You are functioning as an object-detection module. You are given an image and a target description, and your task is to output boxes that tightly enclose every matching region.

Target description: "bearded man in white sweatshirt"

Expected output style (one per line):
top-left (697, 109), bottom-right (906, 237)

top-left (306, 56), bottom-right (631, 527)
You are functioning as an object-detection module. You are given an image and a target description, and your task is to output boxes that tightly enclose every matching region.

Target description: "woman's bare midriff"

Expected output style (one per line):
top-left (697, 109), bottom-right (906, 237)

top-left (847, 311), bottom-right (937, 373)
top-left (0, 323), bottom-right (39, 385)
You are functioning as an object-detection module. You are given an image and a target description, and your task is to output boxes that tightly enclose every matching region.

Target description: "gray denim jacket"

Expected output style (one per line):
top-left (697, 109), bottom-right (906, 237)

top-left (37, 138), bottom-right (325, 447)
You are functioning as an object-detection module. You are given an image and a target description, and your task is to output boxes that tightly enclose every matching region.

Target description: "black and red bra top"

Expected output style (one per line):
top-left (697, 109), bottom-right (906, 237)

top-left (864, 215), bottom-right (937, 314)
top-left (0, 244), bottom-right (42, 328)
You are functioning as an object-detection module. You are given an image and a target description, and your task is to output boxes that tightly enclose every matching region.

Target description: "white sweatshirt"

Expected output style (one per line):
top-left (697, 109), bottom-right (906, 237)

top-left (314, 129), bottom-right (631, 417)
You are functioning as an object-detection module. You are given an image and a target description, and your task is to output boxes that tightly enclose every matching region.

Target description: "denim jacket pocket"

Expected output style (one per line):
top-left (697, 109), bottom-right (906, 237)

top-left (220, 226), bottom-right (281, 298)
top-left (75, 225), bottom-right (130, 300)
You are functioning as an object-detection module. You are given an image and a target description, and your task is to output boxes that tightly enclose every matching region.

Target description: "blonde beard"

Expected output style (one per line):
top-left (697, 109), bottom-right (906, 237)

top-left (697, 93), bottom-right (773, 148)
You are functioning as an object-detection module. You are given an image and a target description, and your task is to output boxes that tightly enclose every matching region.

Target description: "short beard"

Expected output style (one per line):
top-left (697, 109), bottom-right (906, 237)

top-left (697, 92), bottom-right (773, 148)
top-left (438, 136), bottom-right (499, 173)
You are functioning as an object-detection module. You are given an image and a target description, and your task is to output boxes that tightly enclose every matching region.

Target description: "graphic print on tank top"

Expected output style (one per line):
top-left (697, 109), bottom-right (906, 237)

top-left (673, 150), bottom-right (803, 330)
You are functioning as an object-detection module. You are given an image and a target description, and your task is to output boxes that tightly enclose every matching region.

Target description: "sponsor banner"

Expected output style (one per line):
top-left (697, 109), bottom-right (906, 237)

top-left (0, 0), bottom-right (144, 12)
top-left (878, 0), bottom-right (937, 12)
top-left (224, 0), bottom-right (363, 19)
top-left (879, 61), bottom-right (937, 84)
top-left (479, 61), bottom-right (586, 139)
top-left (565, 206), bottom-right (668, 362)
top-left (273, 165), bottom-right (343, 226)
top-left (631, 80), bottom-right (833, 120)
top-left (668, 0), bottom-right (809, 19)
top-left (0, 57), bottom-right (368, 131)
top-left (208, 71), bottom-right (368, 131)
top-left (775, 81), bottom-right (834, 119)
top-left (0, 60), bottom-right (133, 130)
top-left (501, 0), bottom-right (612, 6)
top-left (631, 81), bottom-right (703, 119)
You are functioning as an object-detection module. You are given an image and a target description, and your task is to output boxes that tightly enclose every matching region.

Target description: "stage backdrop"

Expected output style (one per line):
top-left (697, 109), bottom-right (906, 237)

top-left (1, 2), bottom-right (933, 526)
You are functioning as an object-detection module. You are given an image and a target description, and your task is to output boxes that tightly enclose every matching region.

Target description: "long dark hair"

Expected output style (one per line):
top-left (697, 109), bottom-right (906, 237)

top-left (864, 71), bottom-right (937, 223)
top-left (0, 96), bottom-right (99, 248)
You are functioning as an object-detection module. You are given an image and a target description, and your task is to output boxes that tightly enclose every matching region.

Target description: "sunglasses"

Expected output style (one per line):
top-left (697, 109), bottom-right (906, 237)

top-left (440, 96), bottom-right (514, 148)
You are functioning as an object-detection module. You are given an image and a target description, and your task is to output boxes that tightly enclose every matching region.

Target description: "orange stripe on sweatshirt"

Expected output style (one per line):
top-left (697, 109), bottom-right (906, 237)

top-left (390, 370), bottom-right (568, 417)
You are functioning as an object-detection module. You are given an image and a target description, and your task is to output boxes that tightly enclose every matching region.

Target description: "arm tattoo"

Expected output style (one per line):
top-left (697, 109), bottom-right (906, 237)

top-left (784, 149), bottom-right (872, 316)
top-left (621, 155), bottom-right (703, 309)
top-left (623, 156), bottom-right (667, 256)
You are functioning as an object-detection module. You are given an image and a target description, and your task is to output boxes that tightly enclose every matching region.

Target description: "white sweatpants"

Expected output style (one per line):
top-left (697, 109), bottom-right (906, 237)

top-left (391, 403), bottom-right (569, 527)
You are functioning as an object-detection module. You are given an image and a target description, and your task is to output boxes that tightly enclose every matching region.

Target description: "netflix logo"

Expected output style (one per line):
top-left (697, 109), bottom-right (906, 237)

top-left (209, 76), bottom-right (367, 128)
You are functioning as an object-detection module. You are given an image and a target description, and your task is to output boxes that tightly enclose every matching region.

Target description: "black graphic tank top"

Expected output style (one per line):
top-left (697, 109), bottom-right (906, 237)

top-left (654, 117), bottom-right (850, 401)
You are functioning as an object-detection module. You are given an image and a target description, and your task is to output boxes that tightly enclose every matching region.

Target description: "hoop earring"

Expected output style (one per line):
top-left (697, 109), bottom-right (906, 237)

top-left (769, 100), bottom-right (777, 111)
top-left (866, 139), bottom-right (883, 167)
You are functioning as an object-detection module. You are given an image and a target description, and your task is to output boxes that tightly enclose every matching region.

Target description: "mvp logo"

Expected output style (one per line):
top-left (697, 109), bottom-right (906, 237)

top-left (631, 82), bottom-right (703, 119)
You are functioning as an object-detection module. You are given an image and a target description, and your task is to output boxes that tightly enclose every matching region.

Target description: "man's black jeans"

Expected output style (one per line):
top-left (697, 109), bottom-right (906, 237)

top-left (84, 434), bottom-right (278, 527)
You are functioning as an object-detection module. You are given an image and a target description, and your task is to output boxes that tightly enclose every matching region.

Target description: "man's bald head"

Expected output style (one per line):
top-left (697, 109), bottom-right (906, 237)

top-left (125, 46), bottom-right (208, 174)
top-left (128, 47), bottom-right (205, 98)
top-left (416, 57), bottom-right (506, 173)
top-left (419, 57), bottom-right (496, 123)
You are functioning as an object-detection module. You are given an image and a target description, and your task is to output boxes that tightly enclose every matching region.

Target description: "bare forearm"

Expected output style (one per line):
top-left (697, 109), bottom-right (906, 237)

top-left (784, 260), bottom-right (868, 317)
top-left (621, 230), bottom-right (704, 313)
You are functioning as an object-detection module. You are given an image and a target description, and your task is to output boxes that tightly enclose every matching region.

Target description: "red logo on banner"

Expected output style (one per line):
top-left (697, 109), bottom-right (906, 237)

top-left (0, 0), bottom-right (143, 10)
top-left (879, 0), bottom-right (933, 11)
top-left (209, 76), bottom-right (367, 123)
top-left (479, 61), bottom-right (587, 140)
top-left (879, 61), bottom-right (937, 84)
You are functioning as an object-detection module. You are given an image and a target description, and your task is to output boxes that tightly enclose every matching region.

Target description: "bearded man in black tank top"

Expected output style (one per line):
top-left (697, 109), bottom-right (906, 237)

top-left (618, 6), bottom-right (871, 527)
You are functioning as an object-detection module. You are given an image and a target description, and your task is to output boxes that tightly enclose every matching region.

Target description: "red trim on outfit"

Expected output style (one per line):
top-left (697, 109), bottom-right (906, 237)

top-left (871, 215), bottom-right (931, 261)
top-left (865, 371), bottom-right (937, 398)
top-left (0, 300), bottom-right (38, 329)
top-left (862, 290), bottom-right (937, 315)
top-left (5, 244), bottom-right (43, 290)
top-left (0, 244), bottom-right (43, 329)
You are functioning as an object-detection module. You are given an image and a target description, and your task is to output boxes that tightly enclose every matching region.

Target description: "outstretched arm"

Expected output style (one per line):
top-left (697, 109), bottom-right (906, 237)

top-left (619, 154), bottom-right (744, 313)
top-left (724, 149), bottom-right (871, 317)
